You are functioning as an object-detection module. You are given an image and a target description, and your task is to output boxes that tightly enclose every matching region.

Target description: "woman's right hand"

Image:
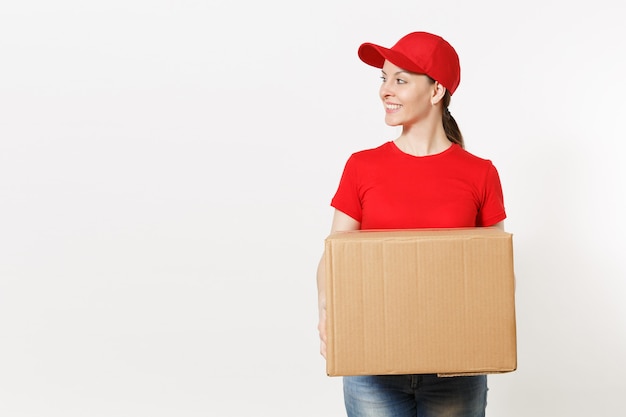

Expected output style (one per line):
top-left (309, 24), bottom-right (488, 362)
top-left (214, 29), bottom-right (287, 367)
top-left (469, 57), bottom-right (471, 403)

top-left (318, 304), bottom-right (327, 358)
top-left (316, 210), bottom-right (360, 361)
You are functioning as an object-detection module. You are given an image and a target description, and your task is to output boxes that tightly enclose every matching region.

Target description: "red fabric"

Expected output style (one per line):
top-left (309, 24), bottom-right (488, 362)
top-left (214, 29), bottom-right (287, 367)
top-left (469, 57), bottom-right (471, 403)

top-left (358, 31), bottom-right (461, 95)
top-left (331, 142), bottom-right (506, 230)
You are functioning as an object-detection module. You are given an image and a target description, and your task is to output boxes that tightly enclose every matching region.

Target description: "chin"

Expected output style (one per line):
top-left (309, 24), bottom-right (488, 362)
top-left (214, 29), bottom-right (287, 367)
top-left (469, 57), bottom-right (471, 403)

top-left (384, 118), bottom-right (401, 127)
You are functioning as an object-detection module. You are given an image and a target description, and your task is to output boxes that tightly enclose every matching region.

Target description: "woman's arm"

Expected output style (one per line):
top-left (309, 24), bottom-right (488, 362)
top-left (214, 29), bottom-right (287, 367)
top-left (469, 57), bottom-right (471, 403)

top-left (317, 210), bottom-right (360, 358)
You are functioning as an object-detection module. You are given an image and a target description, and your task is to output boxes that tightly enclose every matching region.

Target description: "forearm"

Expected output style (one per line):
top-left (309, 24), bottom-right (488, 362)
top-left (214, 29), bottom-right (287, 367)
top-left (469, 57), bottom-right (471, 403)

top-left (317, 253), bottom-right (327, 357)
top-left (317, 254), bottom-right (326, 320)
top-left (316, 210), bottom-right (360, 358)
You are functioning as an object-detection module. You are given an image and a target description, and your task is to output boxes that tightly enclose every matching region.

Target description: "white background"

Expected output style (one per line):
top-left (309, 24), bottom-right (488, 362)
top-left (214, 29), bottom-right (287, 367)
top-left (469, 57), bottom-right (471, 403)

top-left (1, 1), bottom-right (625, 416)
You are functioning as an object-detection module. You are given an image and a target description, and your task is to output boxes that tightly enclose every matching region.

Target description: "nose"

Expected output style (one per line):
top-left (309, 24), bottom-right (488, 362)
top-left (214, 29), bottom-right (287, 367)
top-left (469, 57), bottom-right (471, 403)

top-left (379, 80), bottom-right (394, 99)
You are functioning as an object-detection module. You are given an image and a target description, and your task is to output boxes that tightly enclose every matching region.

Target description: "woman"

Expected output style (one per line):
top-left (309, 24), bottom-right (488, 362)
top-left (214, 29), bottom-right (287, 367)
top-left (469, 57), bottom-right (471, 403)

top-left (316, 31), bottom-right (506, 417)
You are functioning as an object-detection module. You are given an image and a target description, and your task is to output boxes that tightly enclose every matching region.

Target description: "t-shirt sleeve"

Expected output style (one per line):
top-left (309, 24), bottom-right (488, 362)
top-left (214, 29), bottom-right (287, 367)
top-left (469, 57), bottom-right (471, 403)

top-left (330, 155), bottom-right (363, 223)
top-left (476, 163), bottom-right (507, 227)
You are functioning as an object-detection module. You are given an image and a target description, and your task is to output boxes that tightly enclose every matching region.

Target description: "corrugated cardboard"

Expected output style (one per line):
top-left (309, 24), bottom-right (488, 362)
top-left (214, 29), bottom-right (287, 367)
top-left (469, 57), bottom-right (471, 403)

top-left (324, 227), bottom-right (516, 377)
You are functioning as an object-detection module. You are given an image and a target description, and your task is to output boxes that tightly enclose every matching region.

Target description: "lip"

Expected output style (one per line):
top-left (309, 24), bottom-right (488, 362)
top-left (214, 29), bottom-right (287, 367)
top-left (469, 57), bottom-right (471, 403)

top-left (384, 102), bottom-right (402, 113)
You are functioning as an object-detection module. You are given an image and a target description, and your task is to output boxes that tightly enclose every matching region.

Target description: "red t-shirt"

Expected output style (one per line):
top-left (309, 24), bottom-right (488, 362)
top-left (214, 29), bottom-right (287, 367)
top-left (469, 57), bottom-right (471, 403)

top-left (331, 142), bottom-right (506, 229)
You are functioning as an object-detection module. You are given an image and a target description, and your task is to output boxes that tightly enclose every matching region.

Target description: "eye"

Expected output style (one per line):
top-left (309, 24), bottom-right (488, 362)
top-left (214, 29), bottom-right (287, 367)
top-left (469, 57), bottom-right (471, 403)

top-left (380, 76), bottom-right (387, 83)
top-left (396, 78), bottom-right (407, 84)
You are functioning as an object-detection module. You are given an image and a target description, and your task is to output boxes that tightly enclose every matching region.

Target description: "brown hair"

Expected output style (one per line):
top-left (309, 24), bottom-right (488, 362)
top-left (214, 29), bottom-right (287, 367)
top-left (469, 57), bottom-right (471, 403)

top-left (428, 77), bottom-right (464, 148)
top-left (441, 91), bottom-right (464, 148)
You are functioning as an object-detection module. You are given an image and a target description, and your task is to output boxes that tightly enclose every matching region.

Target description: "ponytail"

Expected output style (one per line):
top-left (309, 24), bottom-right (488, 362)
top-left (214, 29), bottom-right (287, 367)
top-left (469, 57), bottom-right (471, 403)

top-left (441, 91), bottom-right (464, 148)
top-left (427, 77), bottom-right (464, 148)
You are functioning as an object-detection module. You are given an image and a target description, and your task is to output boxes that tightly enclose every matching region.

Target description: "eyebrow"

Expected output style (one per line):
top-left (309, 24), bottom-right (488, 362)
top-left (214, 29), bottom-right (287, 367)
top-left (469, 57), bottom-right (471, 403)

top-left (381, 70), bottom-right (411, 76)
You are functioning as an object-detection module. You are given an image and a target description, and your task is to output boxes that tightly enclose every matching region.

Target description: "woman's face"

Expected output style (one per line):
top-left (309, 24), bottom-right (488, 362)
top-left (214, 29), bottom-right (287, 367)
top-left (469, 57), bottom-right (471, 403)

top-left (379, 60), bottom-right (436, 127)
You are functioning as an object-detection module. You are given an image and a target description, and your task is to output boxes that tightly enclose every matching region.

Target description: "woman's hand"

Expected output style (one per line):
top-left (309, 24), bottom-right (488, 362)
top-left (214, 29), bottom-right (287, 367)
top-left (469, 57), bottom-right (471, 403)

top-left (318, 303), bottom-right (327, 358)
top-left (316, 210), bottom-right (360, 360)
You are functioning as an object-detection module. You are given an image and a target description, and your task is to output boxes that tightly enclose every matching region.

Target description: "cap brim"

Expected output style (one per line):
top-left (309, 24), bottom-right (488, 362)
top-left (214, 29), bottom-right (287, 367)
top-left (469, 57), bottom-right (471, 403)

top-left (358, 42), bottom-right (427, 74)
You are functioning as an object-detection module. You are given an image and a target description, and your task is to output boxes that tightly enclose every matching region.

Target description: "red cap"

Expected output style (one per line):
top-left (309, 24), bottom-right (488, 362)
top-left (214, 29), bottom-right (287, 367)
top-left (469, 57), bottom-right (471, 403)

top-left (358, 32), bottom-right (461, 95)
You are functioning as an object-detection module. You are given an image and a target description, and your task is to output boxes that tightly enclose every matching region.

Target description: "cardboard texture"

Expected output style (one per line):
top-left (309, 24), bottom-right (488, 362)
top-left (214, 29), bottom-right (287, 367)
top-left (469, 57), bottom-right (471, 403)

top-left (324, 227), bottom-right (516, 377)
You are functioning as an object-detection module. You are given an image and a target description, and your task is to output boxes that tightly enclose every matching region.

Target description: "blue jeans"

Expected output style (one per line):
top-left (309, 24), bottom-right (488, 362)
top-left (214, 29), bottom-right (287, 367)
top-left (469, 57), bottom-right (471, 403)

top-left (343, 374), bottom-right (487, 417)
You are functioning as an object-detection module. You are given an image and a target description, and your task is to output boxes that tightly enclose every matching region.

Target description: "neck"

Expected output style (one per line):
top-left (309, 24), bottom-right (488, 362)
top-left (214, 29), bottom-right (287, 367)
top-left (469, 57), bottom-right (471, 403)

top-left (395, 124), bottom-right (451, 157)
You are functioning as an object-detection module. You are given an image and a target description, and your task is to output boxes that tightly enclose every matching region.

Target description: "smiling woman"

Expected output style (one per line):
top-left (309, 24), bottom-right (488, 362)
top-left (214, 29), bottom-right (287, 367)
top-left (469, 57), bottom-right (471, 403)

top-left (316, 31), bottom-right (506, 417)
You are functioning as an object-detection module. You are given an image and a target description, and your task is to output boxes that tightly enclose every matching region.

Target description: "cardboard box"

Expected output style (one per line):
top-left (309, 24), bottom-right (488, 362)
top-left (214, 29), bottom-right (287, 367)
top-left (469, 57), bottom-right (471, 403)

top-left (324, 227), bottom-right (516, 377)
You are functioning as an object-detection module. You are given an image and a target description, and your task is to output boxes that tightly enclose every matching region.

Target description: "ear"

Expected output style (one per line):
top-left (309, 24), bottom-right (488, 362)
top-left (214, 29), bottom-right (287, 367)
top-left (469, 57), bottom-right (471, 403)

top-left (431, 82), bottom-right (447, 106)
